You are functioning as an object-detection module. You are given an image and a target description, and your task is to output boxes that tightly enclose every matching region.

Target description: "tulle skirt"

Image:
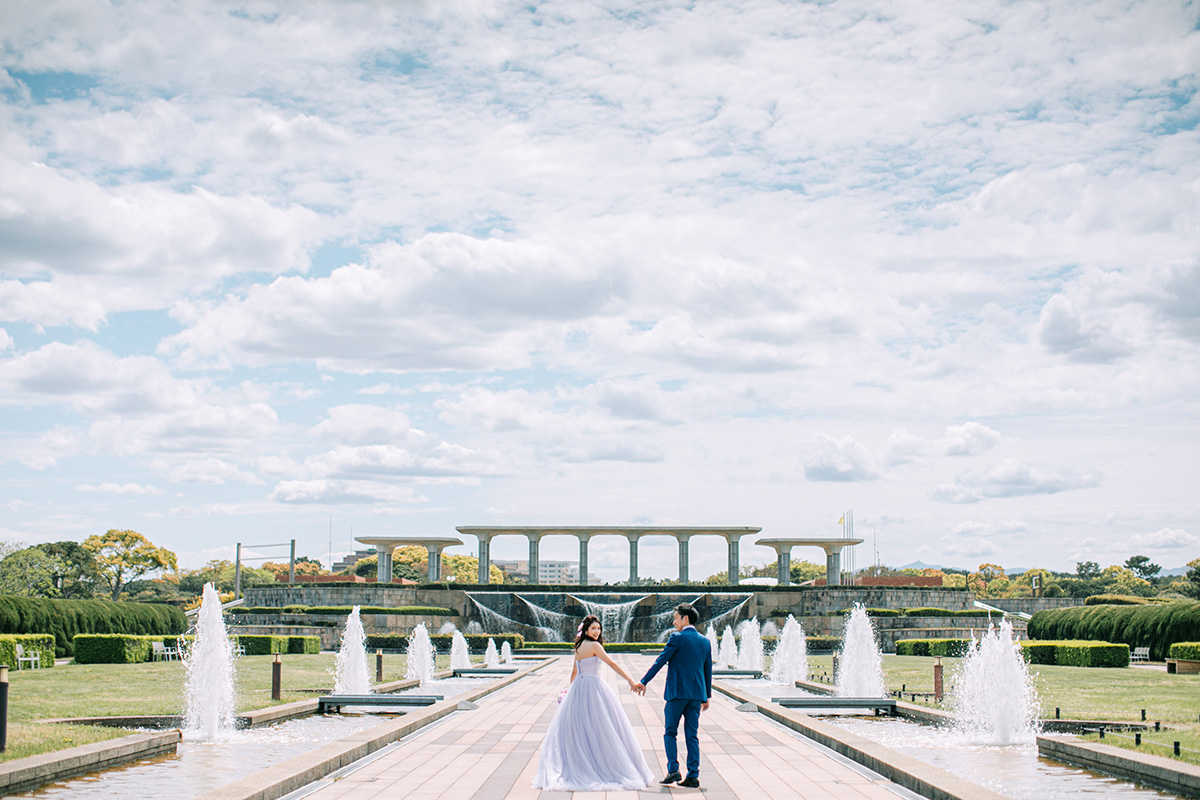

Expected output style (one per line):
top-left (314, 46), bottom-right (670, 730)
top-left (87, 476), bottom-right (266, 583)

top-left (533, 674), bottom-right (654, 791)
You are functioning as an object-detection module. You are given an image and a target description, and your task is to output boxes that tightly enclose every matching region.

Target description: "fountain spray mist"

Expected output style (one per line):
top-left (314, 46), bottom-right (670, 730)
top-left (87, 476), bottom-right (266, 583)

top-left (769, 614), bottom-right (808, 685)
top-left (406, 622), bottom-right (436, 685)
top-left (950, 618), bottom-right (1041, 744)
top-left (837, 604), bottom-right (885, 697)
top-left (450, 630), bottom-right (471, 670)
top-left (737, 618), bottom-right (764, 672)
top-left (183, 583), bottom-right (236, 739)
top-left (333, 607), bottom-right (371, 694)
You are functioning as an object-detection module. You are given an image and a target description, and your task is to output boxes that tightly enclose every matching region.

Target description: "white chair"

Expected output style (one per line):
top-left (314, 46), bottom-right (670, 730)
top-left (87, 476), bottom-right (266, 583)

top-left (163, 640), bottom-right (181, 661)
top-left (15, 643), bottom-right (40, 670)
top-left (1131, 647), bottom-right (1150, 663)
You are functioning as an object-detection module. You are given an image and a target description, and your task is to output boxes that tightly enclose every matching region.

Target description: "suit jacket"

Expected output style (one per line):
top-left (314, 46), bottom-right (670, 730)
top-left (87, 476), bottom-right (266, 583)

top-left (640, 627), bottom-right (712, 702)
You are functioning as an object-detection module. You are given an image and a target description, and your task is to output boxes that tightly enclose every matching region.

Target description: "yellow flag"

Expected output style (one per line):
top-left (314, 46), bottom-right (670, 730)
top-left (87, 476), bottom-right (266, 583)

top-left (837, 515), bottom-right (845, 525)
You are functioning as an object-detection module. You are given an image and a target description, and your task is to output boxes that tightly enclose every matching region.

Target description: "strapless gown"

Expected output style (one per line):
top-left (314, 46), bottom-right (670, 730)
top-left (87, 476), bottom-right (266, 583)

top-left (533, 656), bottom-right (654, 791)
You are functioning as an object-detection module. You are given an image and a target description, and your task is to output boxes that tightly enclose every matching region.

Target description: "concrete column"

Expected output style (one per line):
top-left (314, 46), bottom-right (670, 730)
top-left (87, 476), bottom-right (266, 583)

top-left (528, 534), bottom-right (541, 585)
top-left (578, 534), bottom-right (592, 586)
top-left (627, 535), bottom-right (640, 586)
top-left (427, 545), bottom-right (441, 582)
top-left (476, 534), bottom-right (491, 583)
top-left (677, 534), bottom-right (691, 584)
top-left (376, 549), bottom-right (393, 583)
top-left (777, 549), bottom-right (791, 587)
top-left (727, 535), bottom-right (742, 585)
top-left (825, 549), bottom-right (841, 586)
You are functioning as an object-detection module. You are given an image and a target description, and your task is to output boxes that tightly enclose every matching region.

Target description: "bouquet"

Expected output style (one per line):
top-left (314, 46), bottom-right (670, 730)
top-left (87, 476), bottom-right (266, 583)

top-left (557, 687), bottom-right (569, 704)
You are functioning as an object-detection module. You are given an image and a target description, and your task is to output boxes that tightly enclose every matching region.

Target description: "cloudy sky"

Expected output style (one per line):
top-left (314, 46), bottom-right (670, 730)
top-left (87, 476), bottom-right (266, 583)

top-left (1, 0), bottom-right (1197, 582)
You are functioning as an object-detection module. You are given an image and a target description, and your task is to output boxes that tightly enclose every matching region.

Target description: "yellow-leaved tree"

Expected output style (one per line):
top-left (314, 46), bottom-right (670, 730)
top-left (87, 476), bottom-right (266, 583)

top-left (83, 529), bottom-right (178, 600)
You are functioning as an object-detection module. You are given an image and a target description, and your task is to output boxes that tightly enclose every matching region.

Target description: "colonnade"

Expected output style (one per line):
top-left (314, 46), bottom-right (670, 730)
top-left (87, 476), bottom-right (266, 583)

top-left (754, 537), bottom-right (864, 586)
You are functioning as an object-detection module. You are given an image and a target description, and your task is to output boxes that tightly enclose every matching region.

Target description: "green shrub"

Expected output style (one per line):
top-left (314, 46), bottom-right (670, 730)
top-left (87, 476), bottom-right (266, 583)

top-left (0, 597), bottom-right (186, 657)
top-left (234, 635), bottom-right (288, 655)
top-left (1084, 595), bottom-right (1152, 606)
top-left (365, 633), bottom-right (525, 652)
top-left (902, 608), bottom-right (994, 617)
top-left (74, 634), bottom-right (154, 663)
top-left (1028, 601), bottom-right (1200, 661)
top-left (1018, 640), bottom-right (1129, 667)
top-left (806, 635), bottom-right (839, 652)
top-left (1168, 642), bottom-right (1200, 660)
top-left (287, 635), bottom-right (321, 654)
top-left (1021, 641), bottom-right (1061, 664)
top-left (895, 638), bottom-right (972, 657)
top-left (0, 634), bottom-right (55, 668)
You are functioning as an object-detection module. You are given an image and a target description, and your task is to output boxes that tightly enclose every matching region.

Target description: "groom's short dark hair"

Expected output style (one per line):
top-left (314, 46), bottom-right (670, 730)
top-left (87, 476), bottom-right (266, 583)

top-left (674, 603), bottom-right (698, 625)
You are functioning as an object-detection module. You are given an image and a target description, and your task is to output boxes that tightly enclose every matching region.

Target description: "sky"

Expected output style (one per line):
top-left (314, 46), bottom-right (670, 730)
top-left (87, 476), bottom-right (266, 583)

top-left (1, 0), bottom-right (1198, 583)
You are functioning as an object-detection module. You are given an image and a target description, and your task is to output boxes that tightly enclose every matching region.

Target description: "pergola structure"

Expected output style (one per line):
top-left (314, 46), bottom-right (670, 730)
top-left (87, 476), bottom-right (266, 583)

top-left (355, 536), bottom-right (463, 583)
top-left (457, 526), bottom-right (762, 586)
top-left (755, 538), bottom-right (865, 586)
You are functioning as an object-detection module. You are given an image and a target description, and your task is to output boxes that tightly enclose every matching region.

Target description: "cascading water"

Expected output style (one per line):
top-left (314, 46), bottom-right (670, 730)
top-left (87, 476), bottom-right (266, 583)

top-left (950, 618), bottom-right (1042, 744)
top-left (517, 596), bottom-right (574, 641)
top-left (466, 621), bottom-right (484, 635)
top-left (718, 627), bottom-right (738, 667)
top-left (405, 622), bottom-right (436, 685)
top-left (736, 618), bottom-right (764, 671)
top-left (768, 614), bottom-right (808, 685)
top-left (449, 630), bottom-right (471, 670)
top-left (837, 604), bottom-right (885, 697)
top-left (183, 583), bottom-right (236, 739)
top-left (332, 607), bottom-right (371, 695)
top-left (574, 595), bottom-right (645, 643)
top-left (500, 641), bottom-right (513, 663)
top-left (484, 638), bottom-right (500, 668)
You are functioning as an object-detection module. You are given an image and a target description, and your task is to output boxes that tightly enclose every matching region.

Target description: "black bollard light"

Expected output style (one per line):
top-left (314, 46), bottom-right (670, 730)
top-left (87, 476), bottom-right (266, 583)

top-left (376, 649), bottom-right (383, 683)
top-left (1155, 721), bottom-right (1161, 732)
top-left (1055, 707), bottom-right (1061, 719)
top-left (0, 664), bottom-right (8, 752)
top-left (1175, 741), bottom-right (1181, 757)
top-left (271, 653), bottom-right (282, 701)
top-left (1099, 727), bottom-right (1105, 739)
top-left (1141, 709), bottom-right (1146, 721)
top-left (1135, 733), bottom-right (1141, 746)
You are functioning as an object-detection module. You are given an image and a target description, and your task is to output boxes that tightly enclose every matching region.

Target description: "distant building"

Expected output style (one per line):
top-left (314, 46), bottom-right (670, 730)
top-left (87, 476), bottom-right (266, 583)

top-left (492, 559), bottom-right (529, 580)
top-left (332, 548), bottom-right (376, 573)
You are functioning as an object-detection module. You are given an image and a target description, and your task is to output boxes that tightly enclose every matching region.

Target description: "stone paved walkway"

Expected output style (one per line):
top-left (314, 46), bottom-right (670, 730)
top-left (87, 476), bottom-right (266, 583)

top-left (304, 655), bottom-right (913, 800)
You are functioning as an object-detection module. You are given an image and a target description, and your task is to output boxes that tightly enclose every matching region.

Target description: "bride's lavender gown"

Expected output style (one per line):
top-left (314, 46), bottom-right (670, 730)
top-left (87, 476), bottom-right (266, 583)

top-left (534, 656), bottom-right (654, 791)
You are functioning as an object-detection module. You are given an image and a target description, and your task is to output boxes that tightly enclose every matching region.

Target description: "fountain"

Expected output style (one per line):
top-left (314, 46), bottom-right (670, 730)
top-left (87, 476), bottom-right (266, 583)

top-left (705, 625), bottom-right (719, 657)
top-left (837, 604), bottom-right (885, 697)
top-left (484, 638), bottom-right (500, 668)
top-left (574, 595), bottom-right (644, 643)
top-left (736, 618), bottom-right (764, 672)
top-left (500, 640), bottom-right (513, 663)
top-left (466, 621), bottom-right (484, 635)
top-left (718, 626), bottom-right (738, 667)
top-left (761, 619), bottom-right (779, 640)
top-left (768, 614), bottom-right (808, 685)
top-left (182, 583), bottom-right (237, 739)
top-left (950, 618), bottom-right (1041, 744)
top-left (405, 622), bottom-right (436, 685)
top-left (438, 621), bottom-right (458, 635)
top-left (332, 606), bottom-right (371, 695)
top-left (449, 630), bottom-right (471, 670)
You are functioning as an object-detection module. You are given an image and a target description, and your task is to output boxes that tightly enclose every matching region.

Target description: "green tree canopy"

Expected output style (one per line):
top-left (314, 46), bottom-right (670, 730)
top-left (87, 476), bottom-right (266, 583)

top-left (40, 540), bottom-right (102, 597)
top-left (1076, 560), bottom-right (1101, 579)
top-left (1124, 555), bottom-right (1161, 580)
top-left (83, 529), bottom-right (178, 600)
top-left (0, 546), bottom-right (58, 596)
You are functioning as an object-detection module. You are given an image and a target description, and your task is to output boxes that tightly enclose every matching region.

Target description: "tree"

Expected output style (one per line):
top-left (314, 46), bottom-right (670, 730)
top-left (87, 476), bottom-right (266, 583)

top-left (790, 560), bottom-right (826, 584)
top-left (39, 541), bottom-right (101, 597)
top-left (1076, 561), bottom-right (1101, 579)
top-left (1182, 558), bottom-right (1200, 600)
top-left (1124, 555), bottom-right (1161, 580)
top-left (0, 547), bottom-right (57, 596)
top-left (83, 529), bottom-right (178, 600)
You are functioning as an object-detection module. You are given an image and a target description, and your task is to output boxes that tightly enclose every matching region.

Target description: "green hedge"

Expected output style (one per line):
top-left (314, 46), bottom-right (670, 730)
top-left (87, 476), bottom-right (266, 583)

top-left (895, 638), bottom-right (973, 657)
top-left (288, 635), bottom-right (321, 654)
top-left (1168, 642), bottom-right (1200, 661)
top-left (365, 633), bottom-right (525, 652)
top-left (230, 605), bottom-right (455, 616)
top-left (1019, 640), bottom-right (1129, 667)
top-left (1028, 601), bottom-right (1200, 661)
top-left (73, 634), bottom-right (182, 664)
top-left (1084, 594), bottom-right (1154, 606)
top-left (0, 597), bottom-right (187, 657)
top-left (235, 635), bottom-right (288, 655)
top-left (0, 634), bottom-right (55, 668)
top-left (902, 608), bottom-right (994, 617)
top-left (805, 635), bottom-right (839, 652)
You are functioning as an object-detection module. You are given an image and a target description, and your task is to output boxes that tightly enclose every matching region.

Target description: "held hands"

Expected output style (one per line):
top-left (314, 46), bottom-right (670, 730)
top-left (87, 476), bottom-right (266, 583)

top-left (630, 682), bottom-right (646, 695)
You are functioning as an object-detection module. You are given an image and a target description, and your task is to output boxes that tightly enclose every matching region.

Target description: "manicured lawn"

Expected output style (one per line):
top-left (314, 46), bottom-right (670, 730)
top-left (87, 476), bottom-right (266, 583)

top-left (0, 652), bottom-right (463, 763)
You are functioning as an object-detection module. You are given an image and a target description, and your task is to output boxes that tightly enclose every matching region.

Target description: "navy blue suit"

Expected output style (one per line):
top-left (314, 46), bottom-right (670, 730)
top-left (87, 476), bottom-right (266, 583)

top-left (640, 627), bottom-right (712, 779)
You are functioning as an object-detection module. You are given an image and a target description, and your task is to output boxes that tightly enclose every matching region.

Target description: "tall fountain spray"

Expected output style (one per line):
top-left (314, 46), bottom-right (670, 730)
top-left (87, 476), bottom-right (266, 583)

top-left (438, 621), bottom-right (458, 635)
top-left (761, 619), bottom-right (779, 640)
top-left (706, 626), bottom-right (719, 658)
top-left (332, 607), bottom-right (371, 695)
top-left (183, 583), bottom-right (236, 739)
top-left (405, 622), bottom-right (436, 685)
top-left (769, 614), bottom-right (808, 685)
top-left (737, 618), bottom-right (764, 672)
top-left (719, 627), bottom-right (738, 667)
top-left (500, 640), bottom-right (513, 664)
top-left (449, 630), bottom-right (471, 670)
top-left (950, 618), bottom-right (1041, 744)
top-left (484, 638), bottom-right (500, 668)
top-left (837, 604), bottom-right (885, 697)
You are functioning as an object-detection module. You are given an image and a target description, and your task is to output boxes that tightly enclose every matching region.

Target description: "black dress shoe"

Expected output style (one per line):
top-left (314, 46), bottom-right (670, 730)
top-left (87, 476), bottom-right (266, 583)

top-left (679, 776), bottom-right (701, 788)
top-left (659, 771), bottom-right (682, 784)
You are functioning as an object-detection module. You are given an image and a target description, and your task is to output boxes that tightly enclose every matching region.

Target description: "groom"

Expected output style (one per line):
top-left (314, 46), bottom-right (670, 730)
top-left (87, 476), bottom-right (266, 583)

top-left (632, 602), bottom-right (712, 789)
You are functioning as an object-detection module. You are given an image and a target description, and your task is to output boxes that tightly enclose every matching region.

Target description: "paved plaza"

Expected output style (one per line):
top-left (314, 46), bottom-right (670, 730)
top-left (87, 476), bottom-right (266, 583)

top-left (303, 655), bottom-right (914, 800)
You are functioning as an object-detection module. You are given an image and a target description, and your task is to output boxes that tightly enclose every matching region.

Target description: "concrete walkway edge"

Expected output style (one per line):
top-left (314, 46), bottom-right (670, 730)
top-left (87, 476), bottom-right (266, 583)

top-left (1037, 735), bottom-right (1200, 798)
top-left (714, 681), bottom-right (1011, 800)
top-left (0, 730), bottom-right (181, 795)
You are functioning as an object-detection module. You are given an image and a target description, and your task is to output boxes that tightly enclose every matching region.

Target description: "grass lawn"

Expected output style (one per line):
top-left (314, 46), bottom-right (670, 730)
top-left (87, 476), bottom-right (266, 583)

top-left (0, 652), bottom-right (464, 763)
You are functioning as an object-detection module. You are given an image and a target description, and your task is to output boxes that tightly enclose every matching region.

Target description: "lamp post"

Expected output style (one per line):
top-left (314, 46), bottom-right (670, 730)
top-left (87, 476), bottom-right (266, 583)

top-left (271, 654), bottom-right (282, 701)
top-left (933, 656), bottom-right (943, 702)
top-left (1, 664), bottom-right (9, 752)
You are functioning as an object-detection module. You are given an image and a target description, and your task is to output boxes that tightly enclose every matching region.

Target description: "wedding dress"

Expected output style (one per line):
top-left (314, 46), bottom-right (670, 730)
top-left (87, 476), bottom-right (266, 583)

top-left (533, 655), bottom-right (654, 791)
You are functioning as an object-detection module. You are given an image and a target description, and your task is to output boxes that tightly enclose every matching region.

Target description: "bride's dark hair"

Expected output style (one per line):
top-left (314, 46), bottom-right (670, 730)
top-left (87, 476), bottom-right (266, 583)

top-left (574, 615), bottom-right (604, 649)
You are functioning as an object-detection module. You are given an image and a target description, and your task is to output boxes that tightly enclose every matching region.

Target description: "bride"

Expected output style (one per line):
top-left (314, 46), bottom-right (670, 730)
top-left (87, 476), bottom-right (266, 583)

top-left (533, 615), bottom-right (654, 791)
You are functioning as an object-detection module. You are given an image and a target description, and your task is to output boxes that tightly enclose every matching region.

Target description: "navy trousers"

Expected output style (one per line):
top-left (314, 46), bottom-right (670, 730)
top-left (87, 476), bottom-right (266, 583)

top-left (663, 698), bottom-right (702, 778)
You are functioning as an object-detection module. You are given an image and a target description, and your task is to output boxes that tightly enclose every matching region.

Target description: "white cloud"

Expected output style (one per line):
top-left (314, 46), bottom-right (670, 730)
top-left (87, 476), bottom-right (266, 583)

top-left (1128, 528), bottom-right (1196, 550)
top-left (169, 458), bottom-right (263, 486)
top-left (0, 329), bottom-right (12, 351)
top-left (941, 422), bottom-right (1002, 456)
top-left (931, 459), bottom-right (1102, 503)
top-left (309, 405), bottom-right (420, 446)
top-left (804, 435), bottom-right (882, 482)
top-left (269, 479), bottom-right (422, 505)
top-left (76, 482), bottom-right (163, 495)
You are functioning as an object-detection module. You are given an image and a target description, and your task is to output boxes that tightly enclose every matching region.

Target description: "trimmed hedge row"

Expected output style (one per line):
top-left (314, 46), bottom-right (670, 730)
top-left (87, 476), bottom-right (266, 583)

top-left (820, 608), bottom-right (994, 618)
top-left (365, 633), bottom-right (525, 652)
top-left (1168, 642), bottom-right (1200, 660)
top-left (1020, 640), bottom-right (1129, 667)
top-left (895, 639), bottom-right (973, 657)
top-left (1084, 594), bottom-right (1155, 606)
top-left (72, 633), bottom-right (321, 662)
top-left (0, 597), bottom-right (187, 657)
top-left (1028, 601), bottom-right (1200, 661)
top-left (0, 633), bottom-right (55, 668)
top-left (229, 606), bottom-right (455, 616)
